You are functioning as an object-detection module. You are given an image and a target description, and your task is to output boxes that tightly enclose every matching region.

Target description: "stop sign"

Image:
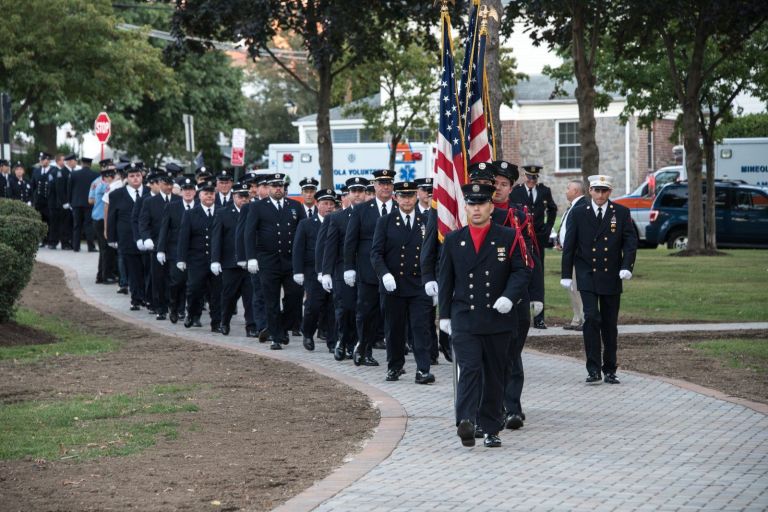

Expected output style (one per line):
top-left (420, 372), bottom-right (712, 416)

top-left (94, 112), bottom-right (111, 144)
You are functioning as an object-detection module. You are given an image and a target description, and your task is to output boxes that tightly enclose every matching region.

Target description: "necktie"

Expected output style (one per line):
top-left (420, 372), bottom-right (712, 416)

top-left (528, 188), bottom-right (534, 205)
top-left (207, 208), bottom-right (212, 218)
top-left (381, 203), bottom-right (387, 216)
top-left (186, 204), bottom-right (191, 210)
top-left (134, 188), bottom-right (139, 201)
top-left (277, 200), bottom-right (282, 213)
top-left (308, 207), bottom-right (313, 217)
top-left (597, 207), bottom-right (603, 223)
top-left (406, 214), bottom-right (411, 230)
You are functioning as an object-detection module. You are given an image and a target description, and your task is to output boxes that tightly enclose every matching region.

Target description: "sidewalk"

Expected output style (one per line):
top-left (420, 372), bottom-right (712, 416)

top-left (37, 250), bottom-right (768, 512)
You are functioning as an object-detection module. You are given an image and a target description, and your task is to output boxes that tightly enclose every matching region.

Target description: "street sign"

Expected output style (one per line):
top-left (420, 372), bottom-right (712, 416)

top-left (231, 128), bottom-right (246, 166)
top-left (94, 112), bottom-right (111, 144)
top-left (183, 114), bottom-right (195, 153)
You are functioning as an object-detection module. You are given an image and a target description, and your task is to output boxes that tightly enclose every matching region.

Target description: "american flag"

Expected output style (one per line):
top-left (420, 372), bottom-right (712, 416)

top-left (433, 9), bottom-right (467, 240)
top-left (462, 2), bottom-right (492, 164)
top-left (458, 0), bottom-right (478, 135)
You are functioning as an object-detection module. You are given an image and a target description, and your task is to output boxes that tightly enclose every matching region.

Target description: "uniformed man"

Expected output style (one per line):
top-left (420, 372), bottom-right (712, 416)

top-left (0, 159), bottom-right (11, 198)
top-left (322, 177), bottom-right (368, 361)
top-left (244, 172), bottom-right (306, 349)
top-left (68, 156), bottom-right (99, 252)
top-left (212, 181), bottom-right (257, 336)
top-left (561, 174), bottom-right (637, 384)
top-left (438, 183), bottom-right (530, 448)
top-left (51, 153), bottom-right (75, 250)
top-left (313, 191), bottom-right (336, 348)
top-left (339, 185), bottom-right (351, 209)
top-left (298, 177), bottom-right (319, 217)
top-left (510, 164), bottom-right (557, 329)
top-left (8, 162), bottom-right (32, 204)
top-left (90, 161), bottom-right (117, 284)
top-left (214, 169), bottom-right (234, 208)
top-left (133, 165), bottom-right (156, 313)
top-left (344, 169), bottom-right (397, 366)
top-left (293, 188), bottom-right (336, 351)
top-left (107, 163), bottom-right (150, 310)
top-left (177, 179), bottom-right (222, 331)
top-left (31, 152), bottom-right (55, 247)
top-left (371, 181), bottom-right (434, 383)
top-left (139, 170), bottom-right (178, 320)
top-left (365, 183), bottom-right (375, 200)
top-left (552, 179), bottom-right (586, 331)
top-left (414, 177), bottom-right (433, 216)
top-left (157, 177), bottom-right (198, 323)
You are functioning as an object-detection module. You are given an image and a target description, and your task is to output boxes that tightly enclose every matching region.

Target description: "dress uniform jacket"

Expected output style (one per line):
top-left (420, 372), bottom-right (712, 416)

top-left (211, 205), bottom-right (242, 269)
top-left (344, 199), bottom-right (397, 285)
top-left (322, 208), bottom-right (353, 279)
top-left (234, 199), bottom-right (253, 263)
top-left (0, 173), bottom-right (9, 198)
top-left (177, 205), bottom-right (216, 268)
top-left (244, 198), bottom-right (306, 271)
top-left (158, 200), bottom-right (195, 262)
top-left (293, 215), bottom-right (323, 276)
top-left (107, 186), bottom-right (150, 255)
top-left (31, 165), bottom-right (53, 208)
top-left (53, 166), bottom-right (71, 208)
top-left (370, 211), bottom-right (426, 297)
top-left (509, 183), bottom-right (557, 242)
top-left (139, 193), bottom-right (178, 246)
top-left (215, 192), bottom-right (232, 209)
top-left (315, 217), bottom-right (330, 276)
top-left (8, 176), bottom-right (32, 203)
top-left (561, 200), bottom-right (637, 296)
top-left (68, 168), bottom-right (98, 208)
top-left (438, 223), bottom-right (530, 334)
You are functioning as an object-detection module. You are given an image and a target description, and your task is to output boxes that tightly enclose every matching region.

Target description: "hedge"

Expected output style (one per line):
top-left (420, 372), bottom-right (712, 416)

top-left (0, 198), bottom-right (43, 221)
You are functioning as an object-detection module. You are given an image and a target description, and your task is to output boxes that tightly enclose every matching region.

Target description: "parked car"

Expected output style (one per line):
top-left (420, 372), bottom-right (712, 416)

top-left (646, 181), bottom-right (768, 249)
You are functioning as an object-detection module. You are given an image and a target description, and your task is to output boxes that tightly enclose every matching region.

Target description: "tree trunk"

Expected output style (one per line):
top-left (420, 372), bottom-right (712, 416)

top-left (570, 2), bottom-right (599, 181)
top-left (388, 133), bottom-right (401, 173)
top-left (702, 131), bottom-right (717, 250)
top-left (316, 60), bottom-right (334, 190)
top-left (33, 116), bottom-right (57, 155)
top-left (681, 103), bottom-right (705, 252)
top-left (485, 0), bottom-right (504, 159)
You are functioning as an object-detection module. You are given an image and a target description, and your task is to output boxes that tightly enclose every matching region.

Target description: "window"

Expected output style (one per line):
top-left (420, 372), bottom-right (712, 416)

top-left (659, 187), bottom-right (688, 208)
top-left (557, 121), bottom-right (581, 171)
top-left (735, 190), bottom-right (768, 211)
top-left (359, 129), bottom-right (378, 143)
top-left (332, 129), bottom-right (358, 143)
top-left (305, 129), bottom-right (317, 143)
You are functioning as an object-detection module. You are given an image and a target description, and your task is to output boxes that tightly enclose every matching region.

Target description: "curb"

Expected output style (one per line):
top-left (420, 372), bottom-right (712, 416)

top-left (50, 261), bottom-right (408, 512)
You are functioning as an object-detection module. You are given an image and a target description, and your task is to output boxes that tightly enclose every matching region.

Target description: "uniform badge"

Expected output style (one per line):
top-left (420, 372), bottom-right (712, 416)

top-left (420, 224), bottom-right (425, 238)
top-left (610, 214), bottom-right (617, 233)
top-left (497, 247), bottom-right (505, 261)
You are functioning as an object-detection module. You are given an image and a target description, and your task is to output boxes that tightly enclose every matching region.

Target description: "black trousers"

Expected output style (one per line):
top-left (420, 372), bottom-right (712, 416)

top-left (168, 260), bottom-right (187, 316)
top-left (301, 269), bottom-right (332, 340)
top-left (150, 256), bottom-right (170, 314)
top-left (249, 274), bottom-right (267, 331)
top-left (259, 267), bottom-right (302, 341)
top-left (49, 207), bottom-right (72, 247)
top-left (384, 293), bottom-right (432, 373)
top-left (428, 306), bottom-right (439, 359)
top-left (142, 253), bottom-right (152, 307)
top-left (36, 202), bottom-right (53, 244)
top-left (94, 219), bottom-right (116, 281)
top-left (221, 267), bottom-right (254, 330)
top-left (333, 278), bottom-right (357, 351)
top-left (453, 330), bottom-right (510, 435)
top-left (71, 206), bottom-right (95, 251)
top-left (123, 253), bottom-right (145, 306)
top-left (187, 265), bottom-right (221, 327)
top-left (355, 282), bottom-right (381, 353)
top-left (504, 296), bottom-right (530, 416)
top-left (580, 291), bottom-right (621, 374)
top-left (533, 238), bottom-right (546, 321)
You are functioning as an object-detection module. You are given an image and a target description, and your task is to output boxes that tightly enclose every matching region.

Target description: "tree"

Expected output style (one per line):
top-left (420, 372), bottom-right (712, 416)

top-left (0, 0), bottom-right (171, 153)
top-left (717, 113), bottom-right (768, 139)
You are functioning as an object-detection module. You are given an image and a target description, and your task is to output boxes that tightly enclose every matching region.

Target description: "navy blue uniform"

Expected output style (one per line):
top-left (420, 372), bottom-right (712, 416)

top-left (107, 185), bottom-right (150, 306)
top-left (31, 165), bottom-right (55, 245)
top-left (236, 200), bottom-right (267, 332)
top-left (371, 210), bottom-right (432, 374)
top-left (212, 204), bottom-right (254, 332)
top-left (562, 199), bottom-right (637, 375)
top-left (313, 215), bottom-right (335, 346)
top-left (140, 193), bottom-right (179, 315)
top-left (322, 208), bottom-right (357, 353)
top-left (50, 166), bottom-right (73, 248)
top-left (68, 167), bottom-right (99, 251)
top-left (8, 176), bottom-right (32, 203)
top-left (292, 215), bottom-right (331, 345)
top-left (158, 200), bottom-right (195, 318)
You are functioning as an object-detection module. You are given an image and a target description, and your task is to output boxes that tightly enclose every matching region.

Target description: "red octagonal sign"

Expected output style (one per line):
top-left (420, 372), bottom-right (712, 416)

top-left (94, 112), bottom-right (111, 144)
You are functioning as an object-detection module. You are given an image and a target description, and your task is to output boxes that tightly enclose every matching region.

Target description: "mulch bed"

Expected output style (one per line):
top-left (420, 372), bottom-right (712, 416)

top-left (0, 262), bottom-right (378, 512)
top-left (0, 321), bottom-right (58, 347)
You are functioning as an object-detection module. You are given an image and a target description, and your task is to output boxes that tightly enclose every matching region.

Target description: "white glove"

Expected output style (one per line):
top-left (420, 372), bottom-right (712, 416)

top-left (210, 262), bottom-right (222, 275)
top-left (176, 261), bottom-right (187, 271)
top-left (619, 270), bottom-right (633, 280)
top-left (237, 260), bottom-right (247, 269)
top-left (560, 278), bottom-right (573, 289)
top-left (293, 273), bottom-right (304, 286)
top-left (382, 273), bottom-right (396, 292)
top-left (156, 252), bottom-right (166, 265)
top-left (531, 301), bottom-right (544, 316)
top-left (493, 296), bottom-right (513, 314)
top-left (321, 274), bottom-right (333, 292)
top-left (108, 242), bottom-right (118, 249)
top-left (247, 259), bottom-right (259, 274)
top-left (439, 319), bottom-right (452, 335)
top-left (344, 270), bottom-right (356, 287)
top-left (432, 295), bottom-right (438, 307)
top-left (424, 281), bottom-right (438, 297)
top-left (63, 203), bottom-right (71, 210)
top-left (143, 239), bottom-right (155, 251)
top-left (317, 273), bottom-right (323, 283)
top-left (136, 239), bottom-right (145, 251)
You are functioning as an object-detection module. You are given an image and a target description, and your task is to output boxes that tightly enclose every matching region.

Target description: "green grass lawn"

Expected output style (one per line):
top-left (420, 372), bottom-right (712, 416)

top-left (0, 308), bottom-right (118, 362)
top-left (693, 338), bottom-right (768, 373)
top-left (0, 384), bottom-right (200, 461)
top-left (543, 247), bottom-right (768, 323)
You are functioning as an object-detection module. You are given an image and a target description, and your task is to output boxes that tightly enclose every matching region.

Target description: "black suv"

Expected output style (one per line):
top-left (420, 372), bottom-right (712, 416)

top-left (646, 181), bottom-right (768, 249)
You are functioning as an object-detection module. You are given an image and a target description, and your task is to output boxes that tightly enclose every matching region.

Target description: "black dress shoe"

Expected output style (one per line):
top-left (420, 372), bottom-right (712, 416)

top-left (95, 278), bottom-right (104, 284)
top-left (193, 318), bottom-right (202, 328)
top-left (362, 356), bottom-right (379, 366)
top-left (385, 369), bottom-right (400, 381)
top-left (440, 345), bottom-right (453, 363)
top-left (346, 348), bottom-right (354, 359)
top-left (156, 313), bottom-right (166, 321)
top-left (303, 337), bottom-right (315, 351)
top-left (574, 324), bottom-right (583, 331)
top-left (586, 372), bottom-right (602, 384)
top-left (484, 433), bottom-right (502, 448)
top-left (117, 287), bottom-right (129, 295)
top-left (504, 413), bottom-right (524, 430)
top-left (246, 328), bottom-right (259, 338)
top-left (521, 412), bottom-right (526, 421)
top-left (373, 339), bottom-right (386, 350)
top-left (211, 324), bottom-right (220, 333)
top-left (147, 308), bottom-right (157, 315)
top-left (533, 319), bottom-right (547, 329)
top-left (352, 344), bottom-right (363, 366)
top-left (129, 304), bottom-right (140, 311)
top-left (280, 335), bottom-right (289, 345)
top-left (457, 419), bottom-right (476, 447)
top-left (88, 247), bottom-right (98, 253)
top-left (327, 344), bottom-right (334, 353)
top-left (220, 324), bottom-right (230, 336)
top-left (291, 329), bottom-right (302, 337)
top-left (604, 373), bottom-right (620, 384)
top-left (178, 312), bottom-right (186, 320)
top-left (169, 311), bottom-right (178, 324)
top-left (184, 316), bottom-right (194, 328)
top-left (258, 328), bottom-right (269, 343)
top-left (270, 341), bottom-right (282, 350)
top-left (333, 342), bottom-right (345, 361)
top-left (317, 330), bottom-right (327, 341)
top-left (430, 356), bottom-right (438, 365)
top-left (104, 278), bottom-right (117, 285)
top-left (474, 424), bottom-right (485, 439)
top-left (415, 370), bottom-right (435, 384)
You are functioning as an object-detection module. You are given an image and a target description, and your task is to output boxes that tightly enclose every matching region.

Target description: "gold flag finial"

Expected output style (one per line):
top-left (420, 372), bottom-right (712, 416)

top-left (478, 4), bottom-right (499, 35)
top-left (434, 0), bottom-right (455, 13)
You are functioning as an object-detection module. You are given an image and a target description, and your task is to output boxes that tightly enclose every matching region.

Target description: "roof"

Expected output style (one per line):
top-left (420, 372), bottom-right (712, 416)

top-left (295, 93), bottom-right (381, 124)
top-left (514, 74), bottom-right (622, 103)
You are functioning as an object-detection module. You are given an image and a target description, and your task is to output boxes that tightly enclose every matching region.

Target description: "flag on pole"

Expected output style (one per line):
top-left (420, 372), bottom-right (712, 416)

top-left (432, 7), bottom-right (468, 241)
top-left (458, 0), bottom-right (479, 136)
top-left (465, 6), bottom-right (492, 165)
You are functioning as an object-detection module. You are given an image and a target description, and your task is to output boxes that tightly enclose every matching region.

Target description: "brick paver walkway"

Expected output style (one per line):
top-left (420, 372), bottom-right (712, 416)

top-left (37, 250), bottom-right (768, 512)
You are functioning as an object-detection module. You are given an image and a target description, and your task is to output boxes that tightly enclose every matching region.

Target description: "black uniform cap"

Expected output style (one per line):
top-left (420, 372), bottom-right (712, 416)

top-left (461, 183), bottom-right (495, 204)
top-left (394, 181), bottom-right (417, 194)
top-left (314, 188), bottom-right (337, 201)
top-left (492, 160), bottom-right (519, 182)
top-left (345, 176), bottom-right (369, 190)
top-left (468, 162), bottom-right (496, 183)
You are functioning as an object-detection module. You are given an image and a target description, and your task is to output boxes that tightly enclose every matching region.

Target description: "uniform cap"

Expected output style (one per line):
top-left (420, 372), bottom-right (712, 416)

top-left (126, 162), bottom-right (143, 174)
top-left (300, 177), bottom-right (320, 189)
top-left (372, 169), bottom-right (396, 182)
top-left (394, 181), bottom-right (417, 194)
top-left (314, 188), bottom-right (337, 201)
top-left (0, 159), bottom-right (8, 166)
top-left (166, 162), bottom-right (184, 175)
top-left (39, 151), bottom-right (53, 160)
top-left (99, 158), bottom-right (113, 168)
top-left (267, 172), bottom-right (286, 184)
top-left (234, 181), bottom-right (250, 195)
top-left (217, 169), bottom-right (234, 181)
top-left (198, 179), bottom-right (216, 192)
top-left (588, 174), bottom-right (613, 189)
top-left (522, 164), bottom-right (543, 176)
top-left (468, 162), bottom-right (496, 183)
top-left (413, 177), bottom-right (433, 189)
top-left (340, 185), bottom-right (349, 195)
top-left (462, 183), bottom-right (495, 204)
top-left (492, 160), bottom-right (519, 182)
top-left (81, 157), bottom-right (93, 164)
top-left (179, 177), bottom-right (196, 189)
top-left (365, 184), bottom-right (375, 193)
top-left (345, 176), bottom-right (369, 190)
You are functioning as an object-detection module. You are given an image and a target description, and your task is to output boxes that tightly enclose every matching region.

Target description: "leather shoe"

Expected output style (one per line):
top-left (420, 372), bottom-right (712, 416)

top-left (333, 342), bottom-right (345, 361)
top-left (474, 424), bottom-right (485, 439)
top-left (346, 348), bottom-right (354, 359)
top-left (317, 330), bottom-right (327, 341)
top-left (211, 324), bottom-right (220, 333)
top-left (291, 329), bottom-right (302, 337)
top-left (184, 316), bottom-right (193, 328)
top-left (415, 371), bottom-right (435, 385)
top-left (193, 318), bottom-right (202, 328)
top-left (440, 345), bottom-right (453, 362)
top-left (385, 369), bottom-right (400, 381)
top-left (373, 339), bottom-right (386, 350)
top-left (178, 312), bottom-right (186, 320)
top-left (258, 328), bottom-right (269, 343)
top-left (270, 341), bottom-right (282, 350)
top-left (117, 287), bottom-right (129, 295)
top-left (430, 356), bottom-right (438, 365)
top-left (327, 344), bottom-right (334, 353)
top-left (586, 372), bottom-right (602, 384)
top-left (457, 419), bottom-right (476, 447)
top-left (604, 373), bottom-right (620, 384)
top-left (169, 311), bottom-right (178, 324)
top-left (280, 335), bottom-right (289, 345)
top-left (129, 304), bottom-right (140, 311)
top-left (362, 356), bottom-right (379, 366)
top-left (246, 328), bottom-right (259, 338)
top-left (484, 433), bottom-right (502, 448)
top-left (504, 413), bottom-right (524, 430)
top-left (156, 313), bottom-right (166, 321)
top-left (303, 337), bottom-right (315, 351)
top-left (352, 344), bottom-right (363, 366)
top-left (220, 324), bottom-right (230, 336)
top-left (533, 319), bottom-right (547, 329)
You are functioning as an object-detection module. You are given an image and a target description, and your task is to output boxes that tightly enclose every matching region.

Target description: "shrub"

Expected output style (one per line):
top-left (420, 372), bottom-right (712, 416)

top-left (0, 198), bottom-right (42, 221)
top-left (0, 215), bottom-right (47, 259)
